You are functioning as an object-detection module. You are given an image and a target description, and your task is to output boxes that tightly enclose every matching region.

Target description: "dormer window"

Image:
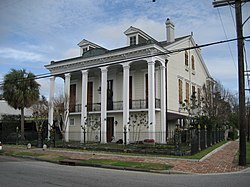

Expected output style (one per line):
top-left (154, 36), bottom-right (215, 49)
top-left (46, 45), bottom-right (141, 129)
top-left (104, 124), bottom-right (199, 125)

top-left (82, 47), bottom-right (88, 53)
top-left (78, 39), bottom-right (106, 56)
top-left (124, 26), bottom-right (154, 46)
top-left (130, 36), bottom-right (136, 46)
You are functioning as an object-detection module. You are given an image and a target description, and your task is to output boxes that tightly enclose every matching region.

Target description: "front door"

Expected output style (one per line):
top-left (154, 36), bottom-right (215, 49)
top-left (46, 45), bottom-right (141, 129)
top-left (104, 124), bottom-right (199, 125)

top-left (107, 117), bottom-right (114, 142)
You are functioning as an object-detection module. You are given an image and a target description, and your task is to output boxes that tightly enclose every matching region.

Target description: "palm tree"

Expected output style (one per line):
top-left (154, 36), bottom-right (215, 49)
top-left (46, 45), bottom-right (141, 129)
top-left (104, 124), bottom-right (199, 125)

top-left (2, 69), bottom-right (40, 140)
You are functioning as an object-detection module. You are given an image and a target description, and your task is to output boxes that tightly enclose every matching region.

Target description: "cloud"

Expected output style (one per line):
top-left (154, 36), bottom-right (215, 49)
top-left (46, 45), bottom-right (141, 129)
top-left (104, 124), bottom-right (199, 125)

top-left (37, 77), bottom-right (64, 99)
top-left (0, 48), bottom-right (45, 62)
top-left (63, 48), bottom-right (80, 59)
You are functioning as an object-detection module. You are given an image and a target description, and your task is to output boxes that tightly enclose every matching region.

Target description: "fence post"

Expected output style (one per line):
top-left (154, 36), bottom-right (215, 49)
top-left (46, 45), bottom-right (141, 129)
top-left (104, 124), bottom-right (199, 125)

top-left (204, 125), bottom-right (207, 148)
top-left (83, 127), bottom-right (86, 144)
top-left (198, 124), bottom-right (201, 151)
top-left (37, 128), bottom-right (42, 148)
top-left (124, 127), bottom-right (127, 145)
top-left (16, 126), bottom-right (19, 145)
top-left (174, 124), bottom-right (181, 155)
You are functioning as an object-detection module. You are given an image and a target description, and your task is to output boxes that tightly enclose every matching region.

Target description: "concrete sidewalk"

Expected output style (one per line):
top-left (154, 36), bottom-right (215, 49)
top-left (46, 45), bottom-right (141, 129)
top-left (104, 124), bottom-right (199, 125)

top-left (2, 140), bottom-right (248, 174)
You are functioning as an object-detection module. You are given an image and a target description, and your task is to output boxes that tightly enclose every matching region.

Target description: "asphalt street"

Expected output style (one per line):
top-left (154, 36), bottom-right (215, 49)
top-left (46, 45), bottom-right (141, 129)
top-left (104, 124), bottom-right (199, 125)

top-left (0, 155), bottom-right (250, 187)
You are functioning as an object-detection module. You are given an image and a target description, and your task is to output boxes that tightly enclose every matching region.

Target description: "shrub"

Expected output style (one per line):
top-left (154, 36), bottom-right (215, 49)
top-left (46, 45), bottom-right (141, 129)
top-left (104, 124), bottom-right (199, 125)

top-left (143, 139), bottom-right (155, 143)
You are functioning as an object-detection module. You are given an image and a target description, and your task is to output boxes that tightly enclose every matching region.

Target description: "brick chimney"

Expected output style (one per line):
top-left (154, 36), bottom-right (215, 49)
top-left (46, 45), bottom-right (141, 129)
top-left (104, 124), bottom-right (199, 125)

top-left (165, 18), bottom-right (175, 43)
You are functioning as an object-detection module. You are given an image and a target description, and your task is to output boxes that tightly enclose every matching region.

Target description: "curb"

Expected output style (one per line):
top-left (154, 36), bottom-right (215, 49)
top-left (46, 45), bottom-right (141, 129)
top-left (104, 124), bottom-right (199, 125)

top-left (1, 154), bottom-right (187, 175)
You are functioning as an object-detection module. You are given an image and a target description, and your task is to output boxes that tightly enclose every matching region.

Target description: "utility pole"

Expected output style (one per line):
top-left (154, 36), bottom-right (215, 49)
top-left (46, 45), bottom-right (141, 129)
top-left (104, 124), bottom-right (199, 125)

top-left (213, 0), bottom-right (249, 166)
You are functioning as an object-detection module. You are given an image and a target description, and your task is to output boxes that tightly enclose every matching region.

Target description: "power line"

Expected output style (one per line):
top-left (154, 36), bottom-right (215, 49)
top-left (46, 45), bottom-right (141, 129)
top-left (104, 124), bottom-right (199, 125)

top-left (217, 7), bottom-right (237, 70)
top-left (0, 35), bottom-right (250, 87)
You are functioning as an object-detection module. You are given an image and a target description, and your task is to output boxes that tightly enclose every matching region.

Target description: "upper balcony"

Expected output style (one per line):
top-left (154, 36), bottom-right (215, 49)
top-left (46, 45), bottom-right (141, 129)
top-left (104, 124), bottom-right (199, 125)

top-left (69, 98), bottom-right (161, 113)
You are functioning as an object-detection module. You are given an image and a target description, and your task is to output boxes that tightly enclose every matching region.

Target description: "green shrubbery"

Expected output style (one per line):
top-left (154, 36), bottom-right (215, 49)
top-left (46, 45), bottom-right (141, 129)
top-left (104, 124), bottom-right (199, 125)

top-left (228, 129), bottom-right (238, 140)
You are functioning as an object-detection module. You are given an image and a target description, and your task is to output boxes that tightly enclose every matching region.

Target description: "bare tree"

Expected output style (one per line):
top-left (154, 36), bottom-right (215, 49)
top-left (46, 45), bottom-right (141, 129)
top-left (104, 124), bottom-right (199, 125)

top-left (31, 96), bottom-right (48, 147)
top-left (202, 81), bottom-right (236, 129)
top-left (53, 94), bottom-right (70, 143)
top-left (129, 112), bottom-right (148, 143)
top-left (84, 114), bottom-right (101, 142)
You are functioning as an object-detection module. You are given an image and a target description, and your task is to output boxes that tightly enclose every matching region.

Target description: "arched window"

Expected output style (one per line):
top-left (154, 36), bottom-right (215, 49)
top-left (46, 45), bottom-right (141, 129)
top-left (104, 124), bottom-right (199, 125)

top-left (178, 79), bottom-right (183, 104)
top-left (191, 55), bottom-right (195, 70)
top-left (185, 51), bottom-right (188, 66)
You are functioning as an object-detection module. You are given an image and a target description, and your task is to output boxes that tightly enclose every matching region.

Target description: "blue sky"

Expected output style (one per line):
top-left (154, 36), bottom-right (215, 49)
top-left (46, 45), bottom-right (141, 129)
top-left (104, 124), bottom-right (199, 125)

top-left (0, 0), bottom-right (250, 98)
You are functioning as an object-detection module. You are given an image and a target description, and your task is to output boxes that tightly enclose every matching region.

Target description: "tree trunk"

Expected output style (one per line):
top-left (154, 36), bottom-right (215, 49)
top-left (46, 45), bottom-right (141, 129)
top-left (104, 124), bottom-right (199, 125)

top-left (21, 108), bottom-right (25, 140)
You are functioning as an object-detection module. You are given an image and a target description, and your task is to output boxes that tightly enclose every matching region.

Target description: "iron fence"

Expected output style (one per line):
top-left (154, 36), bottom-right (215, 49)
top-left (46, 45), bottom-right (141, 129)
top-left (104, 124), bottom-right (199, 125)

top-left (0, 126), bottom-right (225, 155)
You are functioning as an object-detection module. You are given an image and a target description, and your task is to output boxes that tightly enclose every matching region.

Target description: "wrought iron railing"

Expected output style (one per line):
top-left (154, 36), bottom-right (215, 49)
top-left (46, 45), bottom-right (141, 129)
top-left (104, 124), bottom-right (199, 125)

top-left (70, 98), bottom-right (161, 112)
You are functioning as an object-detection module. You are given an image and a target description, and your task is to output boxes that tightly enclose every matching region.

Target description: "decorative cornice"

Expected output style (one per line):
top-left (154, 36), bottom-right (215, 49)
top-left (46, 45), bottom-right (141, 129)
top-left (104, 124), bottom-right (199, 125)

top-left (46, 45), bottom-right (165, 75)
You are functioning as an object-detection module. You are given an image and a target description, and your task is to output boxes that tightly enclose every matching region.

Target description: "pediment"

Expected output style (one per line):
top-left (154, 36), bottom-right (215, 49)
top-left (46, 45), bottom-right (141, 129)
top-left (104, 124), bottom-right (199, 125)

top-left (124, 26), bottom-right (141, 35)
top-left (77, 39), bottom-right (104, 49)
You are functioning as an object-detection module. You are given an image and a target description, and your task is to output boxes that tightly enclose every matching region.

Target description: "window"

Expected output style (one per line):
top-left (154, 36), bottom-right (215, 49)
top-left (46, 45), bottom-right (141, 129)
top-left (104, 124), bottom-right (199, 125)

top-left (69, 84), bottom-right (76, 112)
top-left (178, 79), bottom-right (183, 104)
top-left (191, 55), bottom-right (195, 70)
top-left (192, 85), bottom-right (195, 96)
top-left (185, 51), bottom-right (188, 66)
top-left (70, 118), bottom-right (75, 126)
top-left (185, 82), bottom-right (189, 103)
top-left (82, 47), bottom-right (88, 54)
top-left (130, 36), bottom-right (136, 46)
top-left (197, 87), bottom-right (201, 104)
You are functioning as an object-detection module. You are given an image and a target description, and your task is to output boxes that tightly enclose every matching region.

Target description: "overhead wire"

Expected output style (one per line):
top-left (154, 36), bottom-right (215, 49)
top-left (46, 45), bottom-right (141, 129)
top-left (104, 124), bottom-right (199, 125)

top-left (216, 7), bottom-right (237, 70)
top-left (0, 35), bottom-right (250, 88)
top-left (243, 2), bottom-right (250, 96)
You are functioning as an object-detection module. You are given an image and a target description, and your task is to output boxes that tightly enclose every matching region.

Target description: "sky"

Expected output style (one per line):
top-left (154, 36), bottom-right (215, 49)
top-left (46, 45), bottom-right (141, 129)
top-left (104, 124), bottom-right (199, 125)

top-left (0, 0), bottom-right (250, 98)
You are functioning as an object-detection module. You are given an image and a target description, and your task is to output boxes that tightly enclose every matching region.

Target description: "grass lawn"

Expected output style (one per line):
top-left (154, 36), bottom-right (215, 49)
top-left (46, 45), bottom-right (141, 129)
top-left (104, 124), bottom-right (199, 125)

top-left (80, 159), bottom-right (172, 170)
top-left (182, 140), bottom-right (227, 160)
top-left (247, 142), bottom-right (250, 165)
top-left (0, 149), bottom-right (45, 157)
top-left (14, 152), bottom-right (45, 157)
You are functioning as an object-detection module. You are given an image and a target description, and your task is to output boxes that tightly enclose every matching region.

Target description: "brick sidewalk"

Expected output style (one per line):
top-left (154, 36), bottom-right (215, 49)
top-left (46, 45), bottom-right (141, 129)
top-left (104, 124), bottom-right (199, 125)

top-left (3, 140), bottom-right (247, 174)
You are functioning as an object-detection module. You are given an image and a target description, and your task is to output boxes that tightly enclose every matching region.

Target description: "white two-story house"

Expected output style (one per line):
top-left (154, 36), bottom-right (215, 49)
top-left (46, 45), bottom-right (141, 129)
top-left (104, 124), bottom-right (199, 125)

top-left (45, 18), bottom-right (213, 144)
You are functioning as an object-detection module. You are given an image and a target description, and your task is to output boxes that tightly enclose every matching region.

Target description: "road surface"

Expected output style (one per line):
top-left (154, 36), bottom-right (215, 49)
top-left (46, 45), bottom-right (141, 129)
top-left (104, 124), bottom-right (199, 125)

top-left (0, 155), bottom-right (249, 187)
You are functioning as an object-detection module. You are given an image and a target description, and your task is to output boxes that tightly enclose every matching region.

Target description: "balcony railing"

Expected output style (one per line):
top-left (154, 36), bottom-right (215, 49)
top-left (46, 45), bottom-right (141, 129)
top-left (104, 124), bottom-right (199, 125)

top-left (69, 98), bottom-right (161, 112)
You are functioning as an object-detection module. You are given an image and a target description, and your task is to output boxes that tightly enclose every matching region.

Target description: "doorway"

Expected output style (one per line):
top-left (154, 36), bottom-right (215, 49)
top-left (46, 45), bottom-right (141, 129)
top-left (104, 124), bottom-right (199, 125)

top-left (107, 117), bottom-right (114, 142)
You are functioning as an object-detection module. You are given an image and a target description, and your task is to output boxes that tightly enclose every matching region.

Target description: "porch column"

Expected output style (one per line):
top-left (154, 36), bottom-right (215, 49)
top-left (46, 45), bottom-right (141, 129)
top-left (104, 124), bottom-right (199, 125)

top-left (122, 63), bottom-right (130, 144)
top-left (64, 73), bottom-right (71, 142)
top-left (148, 59), bottom-right (156, 140)
top-left (160, 65), bottom-right (166, 143)
top-left (48, 76), bottom-right (55, 139)
top-left (81, 70), bottom-right (88, 143)
top-left (100, 66), bottom-right (108, 143)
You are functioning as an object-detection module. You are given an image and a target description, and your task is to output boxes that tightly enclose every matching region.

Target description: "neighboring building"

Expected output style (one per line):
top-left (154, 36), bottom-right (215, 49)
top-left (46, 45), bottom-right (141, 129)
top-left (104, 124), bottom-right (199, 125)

top-left (0, 100), bottom-right (33, 119)
top-left (0, 99), bottom-right (34, 142)
top-left (45, 18), bottom-right (213, 143)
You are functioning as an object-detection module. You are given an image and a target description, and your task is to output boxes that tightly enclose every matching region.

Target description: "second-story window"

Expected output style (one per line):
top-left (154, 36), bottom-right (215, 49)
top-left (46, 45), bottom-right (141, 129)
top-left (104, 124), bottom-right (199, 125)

top-left (191, 55), bottom-right (195, 70)
top-left (130, 36), bottom-right (136, 46)
top-left (178, 79), bottom-right (183, 104)
top-left (185, 51), bottom-right (188, 67)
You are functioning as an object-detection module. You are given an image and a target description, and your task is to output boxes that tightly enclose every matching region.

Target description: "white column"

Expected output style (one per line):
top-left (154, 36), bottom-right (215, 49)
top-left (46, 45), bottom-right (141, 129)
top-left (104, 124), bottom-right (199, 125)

top-left (48, 76), bottom-right (55, 139)
top-left (81, 70), bottom-right (88, 143)
top-left (64, 73), bottom-right (71, 142)
top-left (148, 60), bottom-right (156, 140)
top-left (160, 65), bottom-right (166, 143)
top-left (100, 67), bottom-right (108, 143)
top-left (122, 63), bottom-right (130, 144)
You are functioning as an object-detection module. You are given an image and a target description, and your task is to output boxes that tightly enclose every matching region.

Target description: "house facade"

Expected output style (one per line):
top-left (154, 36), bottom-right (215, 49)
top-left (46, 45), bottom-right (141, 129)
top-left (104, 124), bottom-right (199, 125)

top-left (45, 19), bottom-right (213, 144)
